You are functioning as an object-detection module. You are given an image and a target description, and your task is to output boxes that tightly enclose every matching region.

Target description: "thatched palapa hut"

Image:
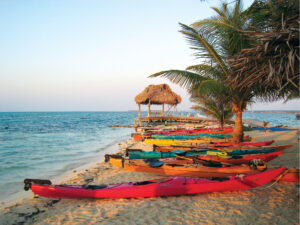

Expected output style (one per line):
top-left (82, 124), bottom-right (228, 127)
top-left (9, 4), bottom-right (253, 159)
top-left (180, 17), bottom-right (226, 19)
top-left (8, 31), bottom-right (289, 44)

top-left (135, 84), bottom-right (182, 119)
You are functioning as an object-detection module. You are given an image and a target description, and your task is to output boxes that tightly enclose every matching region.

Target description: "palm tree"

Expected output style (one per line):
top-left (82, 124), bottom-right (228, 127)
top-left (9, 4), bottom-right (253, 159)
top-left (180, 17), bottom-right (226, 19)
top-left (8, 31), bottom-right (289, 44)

top-left (150, 0), bottom-right (254, 142)
top-left (228, 0), bottom-right (299, 101)
top-left (262, 121), bottom-right (269, 132)
top-left (191, 95), bottom-right (234, 129)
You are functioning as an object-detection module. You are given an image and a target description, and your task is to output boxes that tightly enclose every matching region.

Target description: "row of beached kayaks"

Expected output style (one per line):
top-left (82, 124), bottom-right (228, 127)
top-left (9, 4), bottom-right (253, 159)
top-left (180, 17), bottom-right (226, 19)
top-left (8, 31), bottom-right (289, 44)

top-left (25, 125), bottom-right (299, 199)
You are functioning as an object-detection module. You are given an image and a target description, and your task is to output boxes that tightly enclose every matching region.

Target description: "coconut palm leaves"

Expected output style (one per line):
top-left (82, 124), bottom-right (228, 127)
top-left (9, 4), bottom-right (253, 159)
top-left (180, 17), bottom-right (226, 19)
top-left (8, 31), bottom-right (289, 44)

top-left (179, 23), bottom-right (229, 76)
top-left (192, 0), bottom-right (252, 58)
top-left (150, 69), bottom-right (209, 90)
top-left (191, 99), bottom-right (233, 129)
top-left (190, 85), bottom-right (233, 129)
top-left (228, 0), bottom-right (299, 101)
top-left (149, 22), bottom-right (231, 102)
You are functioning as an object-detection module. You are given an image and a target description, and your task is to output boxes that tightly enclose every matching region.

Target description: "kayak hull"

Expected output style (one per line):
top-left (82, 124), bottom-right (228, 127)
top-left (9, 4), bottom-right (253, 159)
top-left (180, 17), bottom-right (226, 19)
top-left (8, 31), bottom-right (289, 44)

top-left (162, 151), bottom-right (284, 165)
top-left (253, 127), bottom-right (298, 131)
top-left (151, 134), bottom-right (232, 140)
top-left (128, 150), bottom-right (207, 159)
top-left (154, 143), bottom-right (289, 153)
top-left (151, 127), bottom-right (233, 135)
top-left (277, 168), bottom-right (299, 183)
top-left (108, 157), bottom-right (263, 177)
top-left (145, 138), bottom-right (230, 145)
top-left (152, 141), bottom-right (275, 150)
top-left (144, 136), bottom-right (252, 146)
top-left (29, 167), bottom-right (286, 199)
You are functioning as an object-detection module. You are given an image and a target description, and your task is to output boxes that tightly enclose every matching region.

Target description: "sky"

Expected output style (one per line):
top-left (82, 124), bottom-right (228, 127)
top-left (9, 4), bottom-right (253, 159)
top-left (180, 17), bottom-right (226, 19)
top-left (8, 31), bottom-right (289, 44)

top-left (0, 0), bottom-right (299, 112)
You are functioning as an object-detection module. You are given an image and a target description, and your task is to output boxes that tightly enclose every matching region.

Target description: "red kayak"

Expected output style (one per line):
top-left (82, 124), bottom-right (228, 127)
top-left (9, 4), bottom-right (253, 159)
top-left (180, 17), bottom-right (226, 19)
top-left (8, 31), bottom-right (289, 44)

top-left (148, 127), bottom-right (233, 135)
top-left (211, 140), bottom-right (275, 147)
top-left (25, 167), bottom-right (285, 199)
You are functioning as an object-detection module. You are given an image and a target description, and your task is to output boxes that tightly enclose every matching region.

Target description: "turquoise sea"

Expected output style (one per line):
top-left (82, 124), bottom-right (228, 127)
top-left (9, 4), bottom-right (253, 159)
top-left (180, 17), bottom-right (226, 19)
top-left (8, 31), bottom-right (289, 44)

top-left (243, 111), bottom-right (300, 127)
top-left (0, 111), bottom-right (299, 203)
top-left (0, 112), bottom-right (141, 203)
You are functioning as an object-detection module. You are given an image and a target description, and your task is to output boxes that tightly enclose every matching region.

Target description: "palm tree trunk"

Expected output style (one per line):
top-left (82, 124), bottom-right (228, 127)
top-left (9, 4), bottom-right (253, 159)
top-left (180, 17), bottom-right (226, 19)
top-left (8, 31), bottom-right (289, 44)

top-left (233, 108), bottom-right (244, 142)
top-left (219, 114), bottom-right (224, 129)
top-left (220, 122), bottom-right (224, 129)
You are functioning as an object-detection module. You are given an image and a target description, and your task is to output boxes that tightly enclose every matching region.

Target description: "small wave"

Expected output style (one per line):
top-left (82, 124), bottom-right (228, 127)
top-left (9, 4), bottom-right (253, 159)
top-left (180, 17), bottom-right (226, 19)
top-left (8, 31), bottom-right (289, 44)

top-left (5, 165), bottom-right (31, 170)
top-left (93, 134), bottom-right (130, 153)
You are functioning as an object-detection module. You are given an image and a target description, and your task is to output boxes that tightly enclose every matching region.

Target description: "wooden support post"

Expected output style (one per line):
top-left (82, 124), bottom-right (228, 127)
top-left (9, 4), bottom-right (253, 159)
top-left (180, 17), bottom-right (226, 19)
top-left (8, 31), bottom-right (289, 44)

top-left (138, 104), bottom-right (141, 119)
top-left (148, 101), bottom-right (151, 117)
top-left (162, 104), bottom-right (164, 116)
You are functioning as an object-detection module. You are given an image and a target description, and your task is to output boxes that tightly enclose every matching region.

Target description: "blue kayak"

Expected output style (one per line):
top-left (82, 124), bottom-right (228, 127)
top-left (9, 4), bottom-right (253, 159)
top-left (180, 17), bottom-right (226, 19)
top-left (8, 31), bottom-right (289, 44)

top-left (226, 148), bottom-right (277, 156)
top-left (128, 150), bottom-right (208, 159)
top-left (253, 127), bottom-right (298, 131)
top-left (128, 148), bottom-right (278, 159)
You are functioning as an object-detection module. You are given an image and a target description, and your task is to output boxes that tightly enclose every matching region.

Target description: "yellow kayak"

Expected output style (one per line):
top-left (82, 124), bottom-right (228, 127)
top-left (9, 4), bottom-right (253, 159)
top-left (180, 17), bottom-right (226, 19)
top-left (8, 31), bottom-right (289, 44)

top-left (144, 138), bottom-right (229, 145)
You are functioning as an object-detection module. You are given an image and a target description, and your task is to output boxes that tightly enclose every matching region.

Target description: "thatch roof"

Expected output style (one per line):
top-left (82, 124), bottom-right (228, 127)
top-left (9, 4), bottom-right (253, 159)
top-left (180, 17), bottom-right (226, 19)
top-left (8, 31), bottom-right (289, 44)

top-left (135, 84), bottom-right (182, 105)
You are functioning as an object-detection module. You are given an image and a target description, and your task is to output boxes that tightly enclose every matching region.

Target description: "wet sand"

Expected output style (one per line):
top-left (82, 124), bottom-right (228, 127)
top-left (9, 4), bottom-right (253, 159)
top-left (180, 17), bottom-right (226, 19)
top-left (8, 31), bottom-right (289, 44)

top-left (0, 129), bottom-right (299, 225)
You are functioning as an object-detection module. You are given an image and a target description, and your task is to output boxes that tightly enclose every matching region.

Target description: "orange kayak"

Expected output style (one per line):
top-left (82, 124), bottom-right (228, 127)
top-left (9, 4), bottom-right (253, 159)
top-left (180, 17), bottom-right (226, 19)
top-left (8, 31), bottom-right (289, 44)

top-left (107, 156), bottom-right (264, 178)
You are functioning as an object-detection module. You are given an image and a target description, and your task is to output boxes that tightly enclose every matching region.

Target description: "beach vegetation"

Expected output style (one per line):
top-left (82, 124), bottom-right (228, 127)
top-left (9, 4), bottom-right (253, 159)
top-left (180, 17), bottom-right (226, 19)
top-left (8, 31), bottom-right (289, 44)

top-left (190, 93), bottom-right (234, 129)
top-left (242, 125), bottom-right (254, 131)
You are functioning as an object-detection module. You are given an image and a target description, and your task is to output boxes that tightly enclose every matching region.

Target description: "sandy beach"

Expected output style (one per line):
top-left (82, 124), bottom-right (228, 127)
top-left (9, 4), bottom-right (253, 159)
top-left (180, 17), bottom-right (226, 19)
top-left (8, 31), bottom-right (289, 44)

top-left (0, 128), bottom-right (299, 225)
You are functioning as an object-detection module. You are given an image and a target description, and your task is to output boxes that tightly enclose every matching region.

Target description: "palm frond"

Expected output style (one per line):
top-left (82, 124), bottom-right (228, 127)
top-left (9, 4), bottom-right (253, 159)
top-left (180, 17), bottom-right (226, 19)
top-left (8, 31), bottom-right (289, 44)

top-left (179, 23), bottom-right (229, 77)
top-left (149, 70), bottom-right (209, 90)
top-left (233, 0), bottom-right (242, 20)
top-left (191, 94), bottom-right (233, 128)
top-left (211, 6), bottom-right (227, 20)
top-left (192, 19), bottom-right (241, 32)
top-left (186, 64), bottom-right (223, 80)
top-left (192, 80), bottom-right (231, 99)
